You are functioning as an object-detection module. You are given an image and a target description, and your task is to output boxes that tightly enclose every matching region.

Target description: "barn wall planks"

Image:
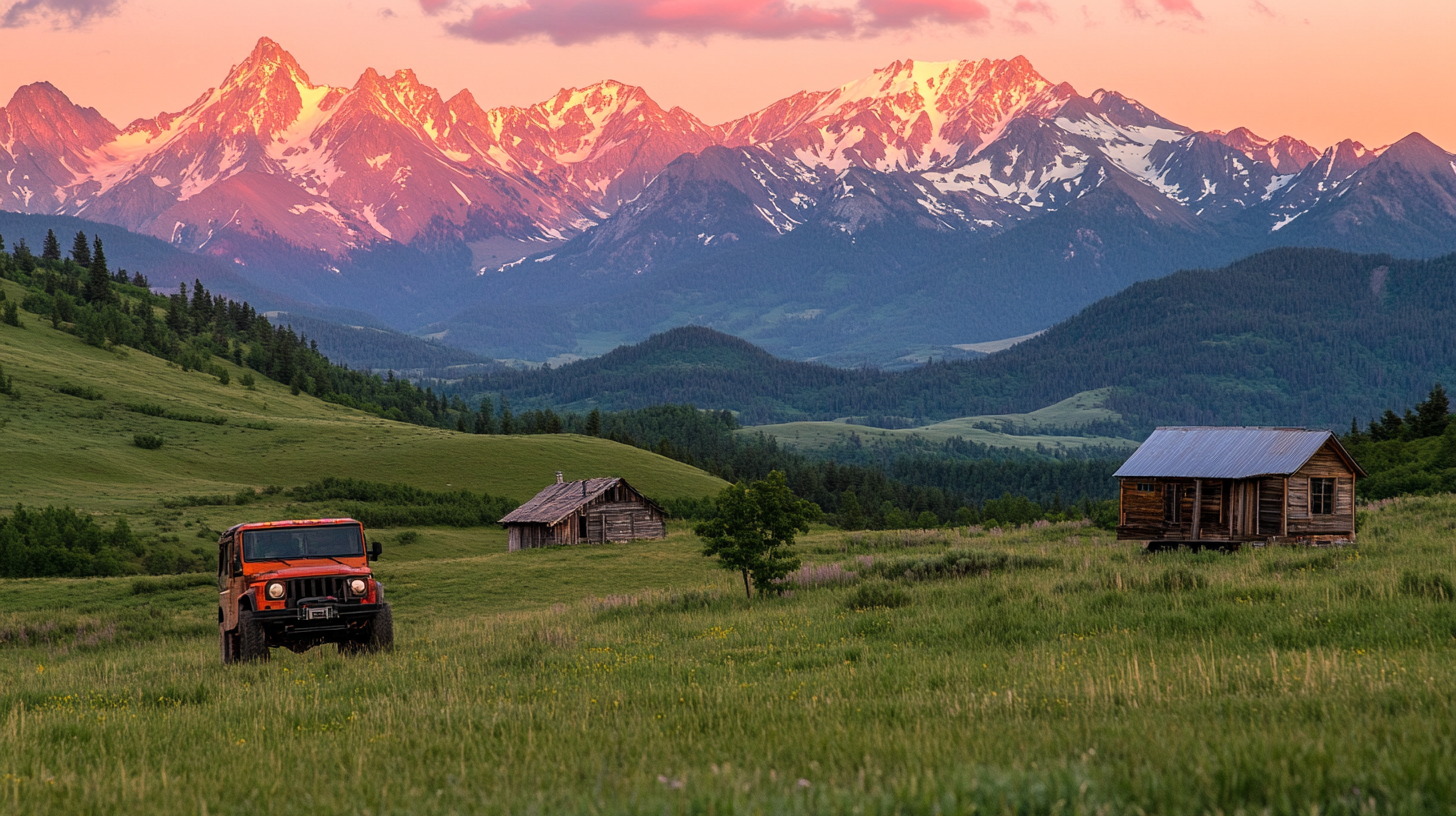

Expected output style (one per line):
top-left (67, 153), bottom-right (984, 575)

top-left (506, 479), bottom-right (667, 551)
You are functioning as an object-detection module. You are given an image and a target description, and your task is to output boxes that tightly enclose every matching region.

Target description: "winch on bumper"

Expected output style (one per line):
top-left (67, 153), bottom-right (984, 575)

top-left (252, 600), bottom-right (385, 632)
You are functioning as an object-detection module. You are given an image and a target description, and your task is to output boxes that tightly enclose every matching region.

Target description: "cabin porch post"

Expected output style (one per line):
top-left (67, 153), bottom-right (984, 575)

top-left (1191, 480), bottom-right (1203, 540)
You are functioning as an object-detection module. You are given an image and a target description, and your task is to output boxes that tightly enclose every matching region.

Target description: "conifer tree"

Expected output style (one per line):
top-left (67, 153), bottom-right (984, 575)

top-left (498, 397), bottom-right (514, 435)
top-left (90, 237), bottom-right (107, 277)
top-left (1412, 384), bottom-right (1451, 439)
top-left (475, 397), bottom-right (494, 434)
top-left (584, 407), bottom-right (602, 437)
top-left (70, 231), bottom-right (91, 266)
top-left (41, 229), bottom-right (61, 261)
top-left (84, 253), bottom-right (113, 304)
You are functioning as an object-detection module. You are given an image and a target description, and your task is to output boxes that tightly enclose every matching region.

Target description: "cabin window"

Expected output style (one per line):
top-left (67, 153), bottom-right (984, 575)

top-left (1137, 483), bottom-right (1156, 492)
top-left (1311, 478), bottom-right (1335, 515)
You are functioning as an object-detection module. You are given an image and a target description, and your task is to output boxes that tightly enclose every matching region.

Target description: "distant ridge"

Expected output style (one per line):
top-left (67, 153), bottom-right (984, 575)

top-left (449, 248), bottom-right (1456, 431)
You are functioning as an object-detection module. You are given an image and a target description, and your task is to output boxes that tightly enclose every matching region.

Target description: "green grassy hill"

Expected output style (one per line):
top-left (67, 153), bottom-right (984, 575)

top-left (0, 275), bottom-right (722, 538)
top-left (747, 388), bottom-right (1138, 454)
top-left (4, 494), bottom-right (1456, 813)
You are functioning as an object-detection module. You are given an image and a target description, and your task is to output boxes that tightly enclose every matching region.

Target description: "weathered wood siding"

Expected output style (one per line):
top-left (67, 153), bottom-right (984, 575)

top-left (506, 482), bottom-right (667, 550)
top-left (508, 524), bottom-right (557, 552)
top-left (1258, 478), bottom-right (1285, 536)
top-left (1286, 442), bottom-right (1356, 539)
top-left (1118, 477), bottom-right (1285, 543)
top-left (587, 501), bottom-right (666, 542)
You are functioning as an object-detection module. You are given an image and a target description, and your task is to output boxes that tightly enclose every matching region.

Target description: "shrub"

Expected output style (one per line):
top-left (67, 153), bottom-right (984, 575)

top-left (1399, 571), bottom-right (1455, 601)
top-left (133, 434), bottom-right (165, 450)
top-left (125, 403), bottom-right (227, 425)
top-left (287, 476), bottom-right (518, 528)
top-left (56, 383), bottom-right (104, 400)
top-left (240, 372), bottom-right (256, 389)
top-left (131, 574), bottom-right (214, 595)
top-left (845, 580), bottom-right (911, 610)
top-left (396, 530), bottom-right (421, 545)
top-left (863, 549), bottom-right (1059, 582)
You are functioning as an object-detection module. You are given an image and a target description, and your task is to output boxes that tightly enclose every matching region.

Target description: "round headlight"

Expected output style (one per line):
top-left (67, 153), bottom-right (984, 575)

top-left (265, 581), bottom-right (286, 600)
top-left (349, 578), bottom-right (368, 596)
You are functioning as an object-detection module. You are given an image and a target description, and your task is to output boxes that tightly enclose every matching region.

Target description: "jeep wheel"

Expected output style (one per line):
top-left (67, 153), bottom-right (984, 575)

top-left (219, 627), bottom-right (240, 665)
top-left (237, 609), bottom-right (270, 663)
top-left (366, 603), bottom-right (395, 653)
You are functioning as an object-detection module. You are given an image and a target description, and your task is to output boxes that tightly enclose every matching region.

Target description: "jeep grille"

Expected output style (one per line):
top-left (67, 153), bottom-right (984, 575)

top-left (287, 576), bottom-right (351, 607)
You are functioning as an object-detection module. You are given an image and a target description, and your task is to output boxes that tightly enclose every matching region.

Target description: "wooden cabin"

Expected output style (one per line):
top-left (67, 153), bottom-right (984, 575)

top-left (499, 474), bottom-right (666, 552)
top-left (1114, 427), bottom-right (1366, 547)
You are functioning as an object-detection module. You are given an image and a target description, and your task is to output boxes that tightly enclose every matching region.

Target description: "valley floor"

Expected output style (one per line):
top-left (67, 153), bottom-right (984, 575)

top-left (4, 499), bottom-right (1456, 814)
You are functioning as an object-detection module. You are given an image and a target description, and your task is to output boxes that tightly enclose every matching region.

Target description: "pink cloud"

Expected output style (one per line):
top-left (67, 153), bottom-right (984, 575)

top-left (1012, 0), bottom-right (1054, 19)
top-left (860, 0), bottom-right (990, 29)
top-left (448, 0), bottom-right (855, 44)
top-left (1122, 0), bottom-right (1202, 21)
top-left (443, 0), bottom-right (993, 44)
top-left (1, 0), bottom-right (120, 28)
top-left (1157, 0), bottom-right (1202, 18)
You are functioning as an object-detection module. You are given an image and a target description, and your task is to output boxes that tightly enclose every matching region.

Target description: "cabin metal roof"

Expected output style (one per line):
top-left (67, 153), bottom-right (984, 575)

top-left (499, 477), bottom-right (648, 526)
top-left (1114, 427), bottom-right (1366, 480)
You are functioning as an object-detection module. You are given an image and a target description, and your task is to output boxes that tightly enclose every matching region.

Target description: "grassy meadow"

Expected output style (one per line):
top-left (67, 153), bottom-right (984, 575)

top-left (4, 497), bottom-right (1456, 814)
top-left (6, 277), bottom-right (1456, 813)
top-left (747, 389), bottom-right (1138, 455)
top-left (0, 277), bottom-right (721, 545)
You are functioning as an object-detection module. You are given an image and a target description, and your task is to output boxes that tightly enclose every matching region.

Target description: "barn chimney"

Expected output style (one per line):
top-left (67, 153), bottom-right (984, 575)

top-left (556, 471), bottom-right (564, 484)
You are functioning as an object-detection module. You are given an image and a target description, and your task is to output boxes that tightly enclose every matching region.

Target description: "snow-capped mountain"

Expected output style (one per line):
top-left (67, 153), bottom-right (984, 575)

top-left (2, 37), bottom-right (1453, 347)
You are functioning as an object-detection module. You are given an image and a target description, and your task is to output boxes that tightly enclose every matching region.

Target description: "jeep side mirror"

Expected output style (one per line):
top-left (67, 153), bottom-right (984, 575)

top-left (369, 541), bottom-right (382, 561)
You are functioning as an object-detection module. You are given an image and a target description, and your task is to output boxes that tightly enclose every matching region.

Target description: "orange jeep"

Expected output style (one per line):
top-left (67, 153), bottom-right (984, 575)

top-left (217, 517), bottom-right (393, 663)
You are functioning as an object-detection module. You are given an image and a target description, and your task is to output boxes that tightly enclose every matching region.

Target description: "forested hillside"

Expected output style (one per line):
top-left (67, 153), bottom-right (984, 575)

top-left (0, 228), bottom-right (465, 428)
top-left (451, 248), bottom-right (1456, 431)
top-left (269, 312), bottom-right (499, 374)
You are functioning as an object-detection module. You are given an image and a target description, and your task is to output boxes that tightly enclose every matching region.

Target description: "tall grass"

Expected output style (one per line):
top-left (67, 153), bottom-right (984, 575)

top-left (1, 497), bottom-right (1455, 813)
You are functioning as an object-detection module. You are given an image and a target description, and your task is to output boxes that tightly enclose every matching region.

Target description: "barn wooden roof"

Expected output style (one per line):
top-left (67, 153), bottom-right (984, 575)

top-left (1114, 427), bottom-right (1366, 480)
top-left (499, 477), bottom-right (660, 526)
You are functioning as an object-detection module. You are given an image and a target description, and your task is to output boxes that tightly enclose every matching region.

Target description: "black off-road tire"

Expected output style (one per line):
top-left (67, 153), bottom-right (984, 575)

top-left (237, 609), bottom-right (270, 663)
top-left (366, 603), bottom-right (394, 653)
top-left (219, 627), bottom-right (240, 665)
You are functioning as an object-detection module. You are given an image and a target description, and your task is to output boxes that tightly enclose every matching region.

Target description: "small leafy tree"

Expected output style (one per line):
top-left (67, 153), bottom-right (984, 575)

top-left (695, 470), bottom-right (817, 599)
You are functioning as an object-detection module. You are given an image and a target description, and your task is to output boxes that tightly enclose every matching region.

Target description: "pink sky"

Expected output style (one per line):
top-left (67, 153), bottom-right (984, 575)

top-left (0, 0), bottom-right (1451, 150)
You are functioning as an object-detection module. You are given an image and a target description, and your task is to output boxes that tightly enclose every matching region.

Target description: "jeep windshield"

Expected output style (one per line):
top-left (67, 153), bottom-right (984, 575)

top-left (242, 524), bottom-right (364, 562)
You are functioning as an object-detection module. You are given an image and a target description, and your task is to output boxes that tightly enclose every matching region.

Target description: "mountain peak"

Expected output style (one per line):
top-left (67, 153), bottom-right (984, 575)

top-left (224, 36), bottom-right (309, 88)
top-left (1378, 131), bottom-right (1450, 162)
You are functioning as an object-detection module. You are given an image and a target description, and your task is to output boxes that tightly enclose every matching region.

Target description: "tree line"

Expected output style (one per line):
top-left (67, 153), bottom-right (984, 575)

top-left (1341, 383), bottom-right (1456, 500)
top-left (0, 229), bottom-right (470, 427)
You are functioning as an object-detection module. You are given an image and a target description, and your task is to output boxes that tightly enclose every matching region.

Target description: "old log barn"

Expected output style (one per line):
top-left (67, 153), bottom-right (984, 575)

top-left (1114, 427), bottom-right (1366, 547)
top-left (499, 474), bottom-right (666, 552)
